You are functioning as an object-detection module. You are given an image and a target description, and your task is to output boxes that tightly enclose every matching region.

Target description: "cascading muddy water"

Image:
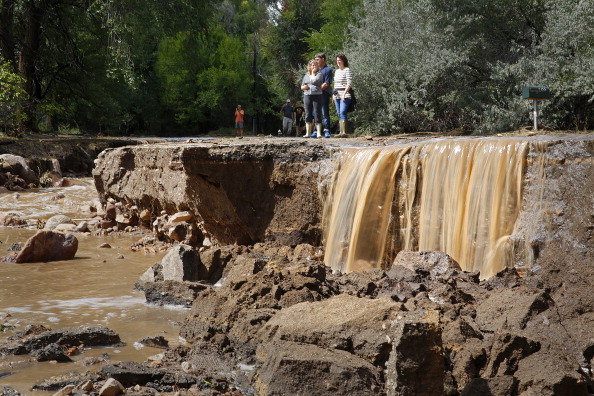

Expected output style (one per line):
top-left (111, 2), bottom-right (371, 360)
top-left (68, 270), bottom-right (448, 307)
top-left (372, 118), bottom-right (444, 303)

top-left (322, 147), bottom-right (410, 273)
top-left (323, 138), bottom-right (534, 279)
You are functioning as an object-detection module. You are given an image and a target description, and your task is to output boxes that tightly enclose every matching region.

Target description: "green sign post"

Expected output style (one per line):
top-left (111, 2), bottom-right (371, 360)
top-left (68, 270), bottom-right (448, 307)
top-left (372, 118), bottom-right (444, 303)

top-left (522, 86), bottom-right (551, 131)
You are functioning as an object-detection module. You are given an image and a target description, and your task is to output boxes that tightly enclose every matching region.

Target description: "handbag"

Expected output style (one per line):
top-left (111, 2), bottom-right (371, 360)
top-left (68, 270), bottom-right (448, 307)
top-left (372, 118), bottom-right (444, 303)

top-left (347, 89), bottom-right (356, 112)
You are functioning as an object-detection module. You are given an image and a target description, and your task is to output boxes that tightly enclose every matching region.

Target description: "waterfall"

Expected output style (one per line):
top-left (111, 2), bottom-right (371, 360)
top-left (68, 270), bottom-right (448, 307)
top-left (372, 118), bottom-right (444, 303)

top-left (323, 138), bottom-right (530, 279)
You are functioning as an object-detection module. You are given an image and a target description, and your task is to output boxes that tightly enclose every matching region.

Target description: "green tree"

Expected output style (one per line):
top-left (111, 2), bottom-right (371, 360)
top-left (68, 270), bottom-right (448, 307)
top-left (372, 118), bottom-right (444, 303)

top-left (156, 28), bottom-right (253, 132)
top-left (304, 0), bottom-right (362, 57)
top-left (0, 59), bottom-right (27, 135)
top-left (261, 0), bottom-right (324, 101)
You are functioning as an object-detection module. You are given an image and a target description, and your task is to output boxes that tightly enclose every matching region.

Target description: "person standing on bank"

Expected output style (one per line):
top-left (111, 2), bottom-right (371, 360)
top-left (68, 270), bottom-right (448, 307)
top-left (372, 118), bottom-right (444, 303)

top-left (301, 59), bottom-right (324, 138)
top-left (234, 105), bottom-right (245, 137)
top-left (333, 53), bottom-right (352, 137)
top-left (280, 99), bottom-right (294, 136)
top-left (315, 52), bottom-right (333, 138)
top-left (294, 100), bottom-right (305, 137)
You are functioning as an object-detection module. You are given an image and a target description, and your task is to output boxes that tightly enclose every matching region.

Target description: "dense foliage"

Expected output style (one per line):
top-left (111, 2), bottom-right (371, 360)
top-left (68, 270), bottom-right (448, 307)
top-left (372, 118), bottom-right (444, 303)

top-left (0, 0), bottom-right (592, 136)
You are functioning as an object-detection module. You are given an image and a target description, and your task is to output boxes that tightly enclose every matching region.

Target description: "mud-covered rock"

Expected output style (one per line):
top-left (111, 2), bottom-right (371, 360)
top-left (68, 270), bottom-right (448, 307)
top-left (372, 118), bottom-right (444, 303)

top-left (254, 341), bottom-right (381, 396)
top-left (385, 309), bottom-right (444, 396)
top-left (136, 280), bottom-right (209, 307)
top-left (14, 230), bottom-right (78, 263)
top-left (257, 294), bottom-right (403, 364)
top-left (0, 325), bottom-right (121, 356)
top-left (99, 362), bottom-right (166, 387)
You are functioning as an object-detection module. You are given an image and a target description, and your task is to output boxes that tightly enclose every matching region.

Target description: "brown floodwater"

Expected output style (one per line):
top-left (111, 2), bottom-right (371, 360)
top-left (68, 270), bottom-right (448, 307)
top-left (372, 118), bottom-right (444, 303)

top-left (0, 179), bottom-right (188, 394)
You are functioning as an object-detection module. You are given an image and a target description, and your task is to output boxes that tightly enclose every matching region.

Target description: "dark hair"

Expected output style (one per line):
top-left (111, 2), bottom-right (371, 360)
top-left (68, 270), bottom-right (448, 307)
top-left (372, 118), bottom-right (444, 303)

top-left (315, 52), bottom-right (326, 60)
top-left (336, 53), bottom-right (349, 67)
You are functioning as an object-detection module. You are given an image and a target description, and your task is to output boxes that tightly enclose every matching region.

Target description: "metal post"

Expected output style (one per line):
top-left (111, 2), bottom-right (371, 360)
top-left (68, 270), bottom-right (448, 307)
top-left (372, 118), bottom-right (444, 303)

top-left (533, 100), bottom-right (539, 131)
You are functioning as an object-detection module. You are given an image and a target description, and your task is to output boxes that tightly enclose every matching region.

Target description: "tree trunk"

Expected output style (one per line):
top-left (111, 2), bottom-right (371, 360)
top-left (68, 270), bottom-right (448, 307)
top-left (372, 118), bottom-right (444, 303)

top-left (18, 0), bottom-right (45, 100)
top-left (0, 0), bottom-right (16, 64)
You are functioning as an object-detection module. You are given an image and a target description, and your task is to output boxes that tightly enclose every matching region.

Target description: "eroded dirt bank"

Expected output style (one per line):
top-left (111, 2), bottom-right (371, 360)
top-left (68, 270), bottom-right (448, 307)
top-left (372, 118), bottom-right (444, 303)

top-left (86, 135), bottom-right (594, 395)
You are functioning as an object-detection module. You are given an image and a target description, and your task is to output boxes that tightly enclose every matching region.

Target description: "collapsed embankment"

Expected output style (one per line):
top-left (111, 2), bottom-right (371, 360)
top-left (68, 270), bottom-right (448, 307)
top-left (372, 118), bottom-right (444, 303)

top-left (85, 134), bottom-right (594, 395)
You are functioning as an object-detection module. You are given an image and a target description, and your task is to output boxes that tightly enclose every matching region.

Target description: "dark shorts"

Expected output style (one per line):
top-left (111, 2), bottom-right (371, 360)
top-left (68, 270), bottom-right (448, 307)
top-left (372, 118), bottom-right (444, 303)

top-left (235, 121), bottom-right (244, 129)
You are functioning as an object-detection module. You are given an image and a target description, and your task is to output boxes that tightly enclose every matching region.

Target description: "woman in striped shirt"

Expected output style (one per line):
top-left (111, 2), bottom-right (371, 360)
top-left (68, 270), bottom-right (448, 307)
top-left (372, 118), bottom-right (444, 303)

top-left (333, 53), bottom-right (352, 137)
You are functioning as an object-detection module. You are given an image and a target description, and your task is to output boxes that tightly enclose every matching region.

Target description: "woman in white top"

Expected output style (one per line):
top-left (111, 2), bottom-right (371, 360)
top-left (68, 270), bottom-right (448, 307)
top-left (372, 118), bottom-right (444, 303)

top-left (333, 53), bottom-right (352, 137)
top-left (301, 59), bottom-right (324, 138)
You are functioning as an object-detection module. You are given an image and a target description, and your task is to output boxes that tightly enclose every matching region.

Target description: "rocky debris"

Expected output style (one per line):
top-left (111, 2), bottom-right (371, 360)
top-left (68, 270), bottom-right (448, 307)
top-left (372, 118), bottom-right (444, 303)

top-left (0, 212), bottom-right (27, 227)
top-left (0, 387), bottom-right (22, 396)
top-left (8, 230), bottom-right (78, 263)
top-left (135, 336), bottom-right (169, 349)
top-left (32, 373), bottom-right (100, 392)
top-left (136, 279), bottom-right (210, 307)
top-left (0, 154), bottom-right (37, 190)
top-left (7, 239), bottom-right (593, 396)
top-left (0, 325), bottom-right (121, 358)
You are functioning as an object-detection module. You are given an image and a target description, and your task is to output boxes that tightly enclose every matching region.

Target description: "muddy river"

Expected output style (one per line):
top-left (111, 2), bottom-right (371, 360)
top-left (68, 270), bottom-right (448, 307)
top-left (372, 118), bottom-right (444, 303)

top-left (0, 179), bottom-right (188, 394)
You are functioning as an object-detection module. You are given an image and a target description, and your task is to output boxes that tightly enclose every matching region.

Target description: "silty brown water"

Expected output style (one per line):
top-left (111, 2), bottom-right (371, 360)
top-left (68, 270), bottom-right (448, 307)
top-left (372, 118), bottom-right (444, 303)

top-left (0, 179), bottom-right (187, 394)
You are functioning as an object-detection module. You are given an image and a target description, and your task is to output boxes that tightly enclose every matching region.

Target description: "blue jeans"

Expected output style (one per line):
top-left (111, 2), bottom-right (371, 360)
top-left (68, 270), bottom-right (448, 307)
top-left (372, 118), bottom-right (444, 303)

top-left (334, 97), bottom-right (352, 120)
top-left (321, 91), bottom-right (332, 131)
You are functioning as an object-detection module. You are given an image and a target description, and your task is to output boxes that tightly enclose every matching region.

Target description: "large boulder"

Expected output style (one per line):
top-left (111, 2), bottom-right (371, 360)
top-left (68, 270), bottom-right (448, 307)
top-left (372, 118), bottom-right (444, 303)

top-left (43, 214), bottom-right (75, 231)
top-left (15, 230), bottom-right (78, 263)
top-left (0, 154), bottom-right (37, 184)
top-left (254, 341), bottom-right (381, 396)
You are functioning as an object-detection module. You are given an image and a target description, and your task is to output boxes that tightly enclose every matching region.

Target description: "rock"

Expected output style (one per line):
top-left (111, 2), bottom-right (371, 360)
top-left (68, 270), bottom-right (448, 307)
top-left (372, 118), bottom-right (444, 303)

top-left (51, 384), bottom-right (75, 396)
top-left (15, 230), bottom-right (78, 263)
top-left (514, 348), bottom-right (590, 395)
top-left (74, 221), bottom-right (89, 233)
top-left (160, 244), bottom-right (203, 282)
top-left (257, 294), bottom-right (403, 362)
top-left (170, 211), bottom-right (193, 222)
top-left (32, 371), bottom-right (100, 392)
top-left (392, 250), bottom-right (461, 279)
top-left (135, 335), bottom-right (169, 349)
top-left (136, 280), bottom-right (208, 307)
top-left (461, 376), bottom-right (519, 396)
top-left (0, 154), bottom-right (37, 184)
top-left (29, 343), bottom-right (72, 362)
top-left (99, 378), bottom-right (125, 396)
top-left (254, 341), bottom-right (381, 396)
top-left (198, 246), bottom-right (235, 283)
top-left (139, 209), bottom-right (151, 221)
top-left (44, 215), bottom-right (74, 231)
top-left (385, 309), bottom-right (444, 396)
top-left (483, 330), bottom-right (540, 377)
top-left (0, 325), bottom-right (121, 356)
top-left (76, 380), bottom-right (94, 391)
top-left (474, 287), bottom-right (554, 332)
top-left (99, 362), bottom-right (165, 387)
top-left (0, 386), bottom-right (22, 396)
top-left (115, 214), bottom-right (129, 224)
top-left (0, 212), bottom-right (27, 227)
top-left (105, 202), bottom-right (116, 220)
top-left (98, 243), bottom-right (112, 248)
top-left (53, 223), bottom-right (77, 233)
